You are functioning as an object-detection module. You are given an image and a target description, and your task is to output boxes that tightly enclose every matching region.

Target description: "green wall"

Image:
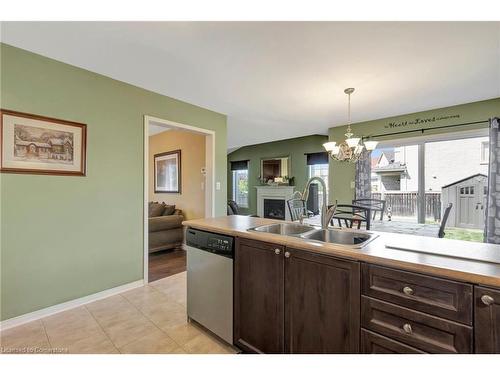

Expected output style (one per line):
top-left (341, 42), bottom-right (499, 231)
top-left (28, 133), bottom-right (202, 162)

top-left (328, 98), bottom-right (500, 204)
top-left (0, 44), bottom-right (227, 320)
top-left (227, 134), bottom-right (328, 215)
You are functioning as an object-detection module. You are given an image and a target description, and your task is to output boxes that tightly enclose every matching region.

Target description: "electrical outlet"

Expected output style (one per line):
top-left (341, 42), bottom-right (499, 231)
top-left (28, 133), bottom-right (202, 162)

top-left (216, 182), bottom-right (221, 190)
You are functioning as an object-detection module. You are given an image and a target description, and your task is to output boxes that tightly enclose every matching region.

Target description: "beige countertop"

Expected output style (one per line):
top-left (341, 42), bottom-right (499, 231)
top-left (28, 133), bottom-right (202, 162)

top-left (183, 215), bottom-right (500, 288)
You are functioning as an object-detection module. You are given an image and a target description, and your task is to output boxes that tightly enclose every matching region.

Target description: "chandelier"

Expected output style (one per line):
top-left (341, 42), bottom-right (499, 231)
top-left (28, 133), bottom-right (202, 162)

top-left (323, 88), bottom-right (378, 163)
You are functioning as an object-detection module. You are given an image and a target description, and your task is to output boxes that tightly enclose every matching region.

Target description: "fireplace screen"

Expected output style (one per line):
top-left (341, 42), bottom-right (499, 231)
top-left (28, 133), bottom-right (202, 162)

top-left (264, 199), bottom-right (286, 220)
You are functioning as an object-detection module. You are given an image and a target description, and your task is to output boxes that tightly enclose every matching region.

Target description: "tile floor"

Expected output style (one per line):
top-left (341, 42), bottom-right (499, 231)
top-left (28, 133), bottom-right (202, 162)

top-left (0, 272), bottom-right (238, 354)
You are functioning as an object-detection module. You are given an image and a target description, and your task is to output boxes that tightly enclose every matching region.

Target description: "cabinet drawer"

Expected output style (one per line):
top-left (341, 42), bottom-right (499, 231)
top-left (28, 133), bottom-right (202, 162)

top-left (361, 296), bottom-right (472, 353)
top-left (362, 264), bottom-right (472, 324)
top-left (361, 329), bottom-right (425, 354)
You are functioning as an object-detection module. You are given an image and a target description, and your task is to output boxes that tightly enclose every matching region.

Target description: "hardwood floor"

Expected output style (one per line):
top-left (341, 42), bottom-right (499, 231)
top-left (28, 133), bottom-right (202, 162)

top-left (149, 248), bottom-right (187, 282)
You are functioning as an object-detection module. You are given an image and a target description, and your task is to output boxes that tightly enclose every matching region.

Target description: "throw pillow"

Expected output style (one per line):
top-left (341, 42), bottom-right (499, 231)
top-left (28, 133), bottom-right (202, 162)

top-left (162, 204), bottom-right (176, 216)
top-left (149, 202), bottom-right (166, 217)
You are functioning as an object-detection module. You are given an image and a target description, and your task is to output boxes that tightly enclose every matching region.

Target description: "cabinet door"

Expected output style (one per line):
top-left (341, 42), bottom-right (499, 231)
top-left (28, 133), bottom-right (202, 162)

top-left (475, 286), bottom-right (500, 353)
top-left (361, 329), bottom-right (425, 354)
top-left (285, 248), bottom-right (360, 353)
top-left (234, 238), bottom-right (284, 353)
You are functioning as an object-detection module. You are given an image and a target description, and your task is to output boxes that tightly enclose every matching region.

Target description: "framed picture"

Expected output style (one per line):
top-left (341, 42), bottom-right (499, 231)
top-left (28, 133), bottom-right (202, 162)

top-left (154, 149), bottom-right (181, 193)
top-left (0, 109), bottom-right (87, 176)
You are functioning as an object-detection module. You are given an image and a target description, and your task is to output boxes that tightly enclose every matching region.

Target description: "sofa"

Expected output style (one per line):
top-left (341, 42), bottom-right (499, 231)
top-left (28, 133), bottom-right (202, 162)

top-left (148, 202), bottom-right (184, 253)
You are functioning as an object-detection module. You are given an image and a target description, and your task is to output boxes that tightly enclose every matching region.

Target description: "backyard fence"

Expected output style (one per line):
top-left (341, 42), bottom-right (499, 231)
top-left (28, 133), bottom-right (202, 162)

top-left (372, 191), bottom-right (441, 221)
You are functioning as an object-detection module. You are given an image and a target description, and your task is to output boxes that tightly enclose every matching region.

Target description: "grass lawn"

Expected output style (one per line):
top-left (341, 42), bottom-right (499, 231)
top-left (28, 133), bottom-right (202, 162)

top-left (444, 227), bottom-right (484, 242)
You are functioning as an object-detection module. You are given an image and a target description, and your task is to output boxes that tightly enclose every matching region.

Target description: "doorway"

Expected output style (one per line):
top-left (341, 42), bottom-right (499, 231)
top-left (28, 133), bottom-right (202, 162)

top-left (143, 115), bottom-right (215, 283)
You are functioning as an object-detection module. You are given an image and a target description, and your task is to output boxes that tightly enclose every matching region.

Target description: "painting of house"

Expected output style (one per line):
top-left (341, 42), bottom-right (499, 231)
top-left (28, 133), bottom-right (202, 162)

top-left (14, 124), bottom-right (74, 163)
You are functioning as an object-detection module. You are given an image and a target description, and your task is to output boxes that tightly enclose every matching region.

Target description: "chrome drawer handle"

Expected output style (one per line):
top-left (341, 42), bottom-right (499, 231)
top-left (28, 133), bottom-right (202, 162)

top-left (274, 248), bottom-right (281, 255)
top-left (481, 294), bottom-right (495, 306)
top-left (403, 323), bottom-right (413, 334)
top-left (403, 286), bottom-right (414, 296)
top-left (284, 251), bottom-right (291, 258)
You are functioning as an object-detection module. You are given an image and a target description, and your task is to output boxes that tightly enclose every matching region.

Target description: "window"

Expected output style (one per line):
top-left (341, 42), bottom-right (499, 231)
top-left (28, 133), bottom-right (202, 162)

top-left (308, 163), bottom-right (329, 212)
top-left (308, 163), bottom-right (329, 190)
top-left (232, 170), bottom-right (248, 208)
top-left (231, 160), bottom-right (249, 208)
top-left (480, 141), bottom-right (489, 163)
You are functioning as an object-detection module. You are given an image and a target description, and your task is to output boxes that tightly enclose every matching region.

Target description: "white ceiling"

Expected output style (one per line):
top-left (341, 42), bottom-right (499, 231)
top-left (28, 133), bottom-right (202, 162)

top-left (2, 22), bottom-right (499, 149)
top-left (148, 123), bottom-right (171, 136)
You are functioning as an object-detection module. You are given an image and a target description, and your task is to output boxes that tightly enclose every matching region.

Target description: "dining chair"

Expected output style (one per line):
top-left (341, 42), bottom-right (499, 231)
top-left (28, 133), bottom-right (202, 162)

top-left (352, 198), bottom-right (386, 221)
top-left (329, 204), bottom-right (372, 230)
top-left (438, 203), bottom-right (453, 238)
top-left (287, 198), bottom-right (309, 222)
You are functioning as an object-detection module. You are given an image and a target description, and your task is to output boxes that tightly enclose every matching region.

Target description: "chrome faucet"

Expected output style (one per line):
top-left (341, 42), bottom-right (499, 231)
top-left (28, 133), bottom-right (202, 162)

top-left (301, 177), bottom-right (337, 229)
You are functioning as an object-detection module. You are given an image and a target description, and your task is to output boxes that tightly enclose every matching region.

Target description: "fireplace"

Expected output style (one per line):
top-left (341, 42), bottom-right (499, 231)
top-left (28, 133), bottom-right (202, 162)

top-left (256, 186), bottom-right (295, 221)
top-left (264, 199), bottom-right (286, 220)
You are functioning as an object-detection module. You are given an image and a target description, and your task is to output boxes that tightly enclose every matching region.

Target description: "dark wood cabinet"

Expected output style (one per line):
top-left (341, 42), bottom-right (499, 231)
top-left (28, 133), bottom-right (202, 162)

top-left (475, 286), bottom-right (500, 353)
top-left (233, 236), bottom-right (495, 354)
top-left (361, 329), bottom-right (425, 354)
top-left (362, 264), bottom-right (472, 324)
top-left (234, 238), bottom-right (284, 353)
top-left (285, 248), bottom-right (360, 353)
top-left (234, 239), bottom-right (360, 354)
top-left (361, 296), bottom-right (472, 353)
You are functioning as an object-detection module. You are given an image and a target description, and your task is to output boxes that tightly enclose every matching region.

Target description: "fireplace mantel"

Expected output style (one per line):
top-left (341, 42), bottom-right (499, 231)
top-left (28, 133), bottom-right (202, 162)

top-left (255, 186), bottom-right (295, 220)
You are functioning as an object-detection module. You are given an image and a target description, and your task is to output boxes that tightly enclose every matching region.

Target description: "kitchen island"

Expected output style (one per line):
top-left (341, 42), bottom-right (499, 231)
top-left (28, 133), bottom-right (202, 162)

top-left (183, 215), bottom-right (500, 354)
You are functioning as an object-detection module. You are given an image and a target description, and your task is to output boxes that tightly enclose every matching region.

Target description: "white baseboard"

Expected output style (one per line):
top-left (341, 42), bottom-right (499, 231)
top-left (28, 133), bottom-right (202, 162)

top-left (0, 279), bottom-right (144, 331)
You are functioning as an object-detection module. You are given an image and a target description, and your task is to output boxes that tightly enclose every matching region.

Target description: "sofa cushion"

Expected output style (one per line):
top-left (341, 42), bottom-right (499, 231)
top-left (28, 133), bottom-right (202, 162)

top-left (162, 204), bottom-right (176, 216)
top-left (149, 202), bottom-right (165, 217)
top-left (149, 214), bottom-right (184, 232)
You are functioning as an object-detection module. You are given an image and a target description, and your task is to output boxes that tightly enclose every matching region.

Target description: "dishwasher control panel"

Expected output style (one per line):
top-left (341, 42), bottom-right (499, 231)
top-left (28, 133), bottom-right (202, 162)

top-left (186, 228), bottom-right (234, 258)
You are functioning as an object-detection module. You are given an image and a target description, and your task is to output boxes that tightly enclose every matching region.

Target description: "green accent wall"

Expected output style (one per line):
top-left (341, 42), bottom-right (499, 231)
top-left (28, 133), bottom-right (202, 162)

top-left (227, 135), bottom-right (328, 215)
top-left (0, 44), bottom-right (227, 320)
top-left (328, 98), bottom-right (500, 204)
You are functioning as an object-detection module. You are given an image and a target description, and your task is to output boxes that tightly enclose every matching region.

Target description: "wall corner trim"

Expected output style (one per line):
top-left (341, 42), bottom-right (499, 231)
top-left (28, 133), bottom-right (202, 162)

top-left (0, 279), bottom-right (144, 331)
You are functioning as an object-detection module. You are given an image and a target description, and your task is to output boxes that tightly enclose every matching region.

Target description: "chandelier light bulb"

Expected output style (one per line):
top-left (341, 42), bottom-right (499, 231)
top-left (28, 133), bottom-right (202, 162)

top-left (345, 137), bottom-right (360, 148)
top-left (322, 141), bottom-right (337, 152)
top-left (364, 140), bottom-right (378, 151)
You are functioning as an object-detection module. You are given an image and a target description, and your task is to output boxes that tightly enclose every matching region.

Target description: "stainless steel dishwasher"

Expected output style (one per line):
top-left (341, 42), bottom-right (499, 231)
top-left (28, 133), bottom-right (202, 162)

top-left (186, 228), bottom-right (234, 344)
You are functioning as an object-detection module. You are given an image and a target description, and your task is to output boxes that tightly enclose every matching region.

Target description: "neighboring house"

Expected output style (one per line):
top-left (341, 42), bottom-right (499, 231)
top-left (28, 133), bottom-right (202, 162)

top-left (371, 137), bottom-right (488, 193)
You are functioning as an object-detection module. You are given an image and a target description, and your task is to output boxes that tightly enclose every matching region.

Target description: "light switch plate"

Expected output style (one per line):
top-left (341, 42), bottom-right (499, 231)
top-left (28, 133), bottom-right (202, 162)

top-left (350, 181), bottom-right (355, 189)
top-left (216, 182), bottom-right (221, 190)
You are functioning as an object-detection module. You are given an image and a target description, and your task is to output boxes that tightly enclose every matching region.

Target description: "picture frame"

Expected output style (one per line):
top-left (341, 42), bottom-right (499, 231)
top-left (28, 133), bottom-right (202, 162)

top-left (0, 109), bottom-right (87, 176)
top-left (154, 149), bottom-right (181, 193)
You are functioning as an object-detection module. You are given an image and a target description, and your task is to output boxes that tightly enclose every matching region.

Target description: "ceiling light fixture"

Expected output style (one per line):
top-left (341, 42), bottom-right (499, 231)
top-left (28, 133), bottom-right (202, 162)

top-left (323, 88), bottom-right (378, 163)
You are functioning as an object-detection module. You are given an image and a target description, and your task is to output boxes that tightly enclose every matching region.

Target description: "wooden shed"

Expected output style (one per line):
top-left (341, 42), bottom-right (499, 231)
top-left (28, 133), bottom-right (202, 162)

top-left (441, 173), bottom-right (487, 229)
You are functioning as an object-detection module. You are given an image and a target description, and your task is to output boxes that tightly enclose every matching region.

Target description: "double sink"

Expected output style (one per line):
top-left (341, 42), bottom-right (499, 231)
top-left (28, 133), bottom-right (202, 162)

top-left (248, 223), bottom-right (378, 249)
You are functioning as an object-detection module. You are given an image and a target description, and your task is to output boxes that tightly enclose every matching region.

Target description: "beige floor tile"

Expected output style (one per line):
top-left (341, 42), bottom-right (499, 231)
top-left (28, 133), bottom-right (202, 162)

top-left (151, 282), bottom-right (187, 306)
top-left (65, 334), bottom-right (118, 354)
top-left (140, 302), bottom-right (187, 331)
top-left (119, 330), bottom-right (182, 354)
top-left (0, 320), bottom-right (51, 354)
top-left (122, 285), bottom-right (172, 310)
top-left (164, 322), bottom-right (205, 346)
top-left (86, 294), bottom-right (136, 318)
top-left (182, 333), bottom-right (235, 354)
top-left (42, 307), bottom-right (104, 348)
top-left (0, 271), bottom-right (238, 355)
top-left (97, 313), bottom-right (159, 348)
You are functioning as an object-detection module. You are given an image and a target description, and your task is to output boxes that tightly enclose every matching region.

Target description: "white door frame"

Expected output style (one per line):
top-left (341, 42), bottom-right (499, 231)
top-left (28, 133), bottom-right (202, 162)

top-left (143, 115), bottom-right (216, 284)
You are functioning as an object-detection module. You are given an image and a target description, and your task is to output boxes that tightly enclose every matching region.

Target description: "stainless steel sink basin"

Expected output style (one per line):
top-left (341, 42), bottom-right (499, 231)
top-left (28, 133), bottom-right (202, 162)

top-left (300, 228), bottom-right (377, 248)
top-left (248, 223), bottom-right (316, 236)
